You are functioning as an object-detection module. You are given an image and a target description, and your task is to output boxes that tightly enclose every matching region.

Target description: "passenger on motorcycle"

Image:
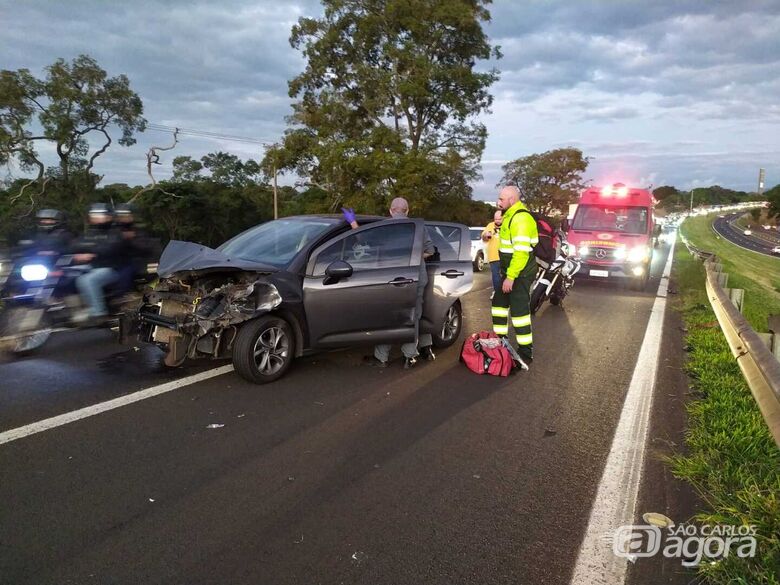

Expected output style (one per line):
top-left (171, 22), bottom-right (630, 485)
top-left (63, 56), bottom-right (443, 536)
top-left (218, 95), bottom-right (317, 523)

top-left (73, 203), bottom-right (129, 323)
top-left (113, 203), bottom-right (154, 293)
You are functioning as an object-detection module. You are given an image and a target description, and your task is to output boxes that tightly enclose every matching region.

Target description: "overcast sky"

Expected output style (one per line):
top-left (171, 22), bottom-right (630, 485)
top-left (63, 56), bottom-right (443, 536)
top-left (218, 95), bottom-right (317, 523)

top-left (2, 0), bottom-right (779, 201)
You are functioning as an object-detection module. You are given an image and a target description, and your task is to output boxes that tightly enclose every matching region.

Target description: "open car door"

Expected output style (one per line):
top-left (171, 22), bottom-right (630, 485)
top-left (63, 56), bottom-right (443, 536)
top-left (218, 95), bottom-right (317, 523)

top-left (421, 222), bottom-right (473, 343)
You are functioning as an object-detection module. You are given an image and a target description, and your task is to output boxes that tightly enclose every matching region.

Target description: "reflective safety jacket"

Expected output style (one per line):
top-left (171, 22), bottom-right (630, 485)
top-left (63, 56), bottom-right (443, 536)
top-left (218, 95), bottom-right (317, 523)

top-left (498, 201), bottom-right (539, 280)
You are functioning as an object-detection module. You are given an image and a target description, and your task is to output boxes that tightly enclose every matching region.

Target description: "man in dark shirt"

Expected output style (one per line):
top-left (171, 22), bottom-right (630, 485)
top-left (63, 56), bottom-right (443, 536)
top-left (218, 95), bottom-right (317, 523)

top-left (74, 203), bottom-right (127, 321)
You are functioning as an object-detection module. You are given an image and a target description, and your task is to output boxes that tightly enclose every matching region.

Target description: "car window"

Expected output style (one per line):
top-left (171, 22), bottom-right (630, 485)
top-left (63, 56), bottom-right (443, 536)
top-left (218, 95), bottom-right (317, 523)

top-left (218, 218), bottom-right (337, 267)
top-left (313, 222), bottom-right (415, 275)
top-left (572, 205), bottom-right (649, 234)
top-left (426, 224), bottom-right (461, 261)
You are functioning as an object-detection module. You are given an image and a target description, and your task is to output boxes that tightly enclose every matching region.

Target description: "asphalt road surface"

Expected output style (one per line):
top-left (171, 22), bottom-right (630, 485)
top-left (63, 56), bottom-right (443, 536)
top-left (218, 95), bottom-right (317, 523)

top-left (712, 212), bottom-right (780, 256)
top-left (0, 242), bottom-right (694, 585)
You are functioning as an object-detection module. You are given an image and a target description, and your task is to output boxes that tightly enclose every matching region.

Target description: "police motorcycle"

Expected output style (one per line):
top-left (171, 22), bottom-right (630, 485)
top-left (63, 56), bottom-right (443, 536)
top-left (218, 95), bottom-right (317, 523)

top-left (529, 228), bottom-right (581, 315)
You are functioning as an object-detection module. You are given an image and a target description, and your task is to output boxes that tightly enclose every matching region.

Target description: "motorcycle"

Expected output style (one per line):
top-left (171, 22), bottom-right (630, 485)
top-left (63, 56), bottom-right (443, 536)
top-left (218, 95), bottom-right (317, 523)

top-left (0, 253), bottom-right (154, 355)
top-left (529, 231), bottom-right (581, 315)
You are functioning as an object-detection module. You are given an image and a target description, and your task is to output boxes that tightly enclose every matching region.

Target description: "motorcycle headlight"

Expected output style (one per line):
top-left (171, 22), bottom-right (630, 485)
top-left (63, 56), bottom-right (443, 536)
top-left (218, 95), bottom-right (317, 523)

top-left (21, 264), bottom-right (49, 282)
top-left (627, 245), bottom-right (649, 263)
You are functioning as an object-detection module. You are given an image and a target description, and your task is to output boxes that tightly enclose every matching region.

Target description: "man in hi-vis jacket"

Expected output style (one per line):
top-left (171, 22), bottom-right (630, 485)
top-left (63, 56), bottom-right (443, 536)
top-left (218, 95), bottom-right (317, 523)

top-left (492, 186), bottom-right (538, 369)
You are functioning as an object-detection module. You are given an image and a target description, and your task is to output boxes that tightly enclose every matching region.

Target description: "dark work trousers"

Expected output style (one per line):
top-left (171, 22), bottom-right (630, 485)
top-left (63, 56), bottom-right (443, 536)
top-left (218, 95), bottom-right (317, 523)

top-left (491, 270), bottom-right (534, 360)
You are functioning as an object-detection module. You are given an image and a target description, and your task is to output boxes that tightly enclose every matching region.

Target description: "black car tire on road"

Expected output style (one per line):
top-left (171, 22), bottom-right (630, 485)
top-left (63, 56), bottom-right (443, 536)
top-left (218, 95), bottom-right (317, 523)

top-left (432, 301), bottom-right (463, 348)
top-left (233, 315), bottom-right (296, 384)
top-left (473, 252), bottom-right (485, 272)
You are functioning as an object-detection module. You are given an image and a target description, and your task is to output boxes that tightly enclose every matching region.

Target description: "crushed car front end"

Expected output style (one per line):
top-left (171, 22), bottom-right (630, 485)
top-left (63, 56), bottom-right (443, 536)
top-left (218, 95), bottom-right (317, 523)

top-left (126, 271), bottom-right (291, 366)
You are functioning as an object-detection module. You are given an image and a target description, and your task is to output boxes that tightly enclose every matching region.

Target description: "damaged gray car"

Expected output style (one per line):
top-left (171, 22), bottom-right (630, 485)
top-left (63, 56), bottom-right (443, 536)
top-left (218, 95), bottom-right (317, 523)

top-left (122, 216), bottom-right (473, 384)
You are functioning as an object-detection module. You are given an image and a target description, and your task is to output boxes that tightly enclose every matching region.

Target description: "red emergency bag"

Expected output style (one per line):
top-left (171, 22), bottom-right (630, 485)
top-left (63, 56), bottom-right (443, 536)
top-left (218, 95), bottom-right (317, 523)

top-left (460, 331), bottom-right (515, 377)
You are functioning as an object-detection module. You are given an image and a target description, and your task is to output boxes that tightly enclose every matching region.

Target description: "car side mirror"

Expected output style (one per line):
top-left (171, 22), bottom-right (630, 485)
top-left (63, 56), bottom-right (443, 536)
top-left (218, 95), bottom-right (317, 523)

top-left (561, 218), bottom-right (570, 232)
top-left (324, 260), bottom-right (353, 285)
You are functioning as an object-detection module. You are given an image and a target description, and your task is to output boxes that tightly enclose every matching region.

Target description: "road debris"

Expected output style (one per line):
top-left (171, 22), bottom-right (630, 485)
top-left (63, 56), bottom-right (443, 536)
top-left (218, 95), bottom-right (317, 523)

top-left (206, 423), bottom-right (225, 429)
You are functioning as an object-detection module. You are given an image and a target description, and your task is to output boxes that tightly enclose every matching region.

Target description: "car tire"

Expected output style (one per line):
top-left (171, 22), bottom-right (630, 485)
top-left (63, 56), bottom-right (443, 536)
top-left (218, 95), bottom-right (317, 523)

top-left (473, 252), bottom-right (485, 272)
top-left (432, 301), bottom-right (462, 348)
top-left (232, 315), bottom-right (295, 384)
top-left (632, 270), bottom-right (649, 292)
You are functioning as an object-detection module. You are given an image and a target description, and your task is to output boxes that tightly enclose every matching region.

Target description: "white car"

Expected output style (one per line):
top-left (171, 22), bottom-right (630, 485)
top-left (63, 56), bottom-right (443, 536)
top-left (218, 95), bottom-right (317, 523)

top-left (469, 227), bottom-right (487, 271)
top-left (771, 246), bottom-right (780, 256)
top-left (744, 229), bottom-right (752, 236)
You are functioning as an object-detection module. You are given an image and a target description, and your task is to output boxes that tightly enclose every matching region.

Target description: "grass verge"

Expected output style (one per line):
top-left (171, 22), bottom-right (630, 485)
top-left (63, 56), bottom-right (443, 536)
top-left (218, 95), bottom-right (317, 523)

top-left (668, 220), bottom-right (780, 583)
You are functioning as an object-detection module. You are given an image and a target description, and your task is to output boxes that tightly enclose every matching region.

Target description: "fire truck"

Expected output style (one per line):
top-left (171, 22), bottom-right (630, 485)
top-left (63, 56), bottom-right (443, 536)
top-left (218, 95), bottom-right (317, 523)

top-left (564, 183), bottom-right (659, 291)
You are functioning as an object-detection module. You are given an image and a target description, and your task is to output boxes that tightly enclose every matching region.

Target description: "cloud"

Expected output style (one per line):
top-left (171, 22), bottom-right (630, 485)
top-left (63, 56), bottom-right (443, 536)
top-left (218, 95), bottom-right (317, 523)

top-left (0, 0), bottom-right (778, 199)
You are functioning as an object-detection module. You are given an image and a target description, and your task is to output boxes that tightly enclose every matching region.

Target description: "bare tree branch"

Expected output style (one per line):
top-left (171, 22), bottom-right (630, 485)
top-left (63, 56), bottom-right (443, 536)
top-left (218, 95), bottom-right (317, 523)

top-left (128, 128), bottom-right (180, 204)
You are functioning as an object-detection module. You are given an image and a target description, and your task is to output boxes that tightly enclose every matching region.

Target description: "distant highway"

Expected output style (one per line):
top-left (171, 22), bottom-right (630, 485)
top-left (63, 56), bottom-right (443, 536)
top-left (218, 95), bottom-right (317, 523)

top-left (711, 213), bottom-right (780, 257)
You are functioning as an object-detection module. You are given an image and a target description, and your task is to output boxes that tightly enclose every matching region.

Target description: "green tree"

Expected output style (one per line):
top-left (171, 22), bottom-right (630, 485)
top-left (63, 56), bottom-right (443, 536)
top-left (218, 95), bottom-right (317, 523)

top-left (201, 151), bottom-right (261, 187)
top-left (266, 0), bottom-right (500, 212)
top-left (171, 156), bottom-right (203, 182)
top-left (652, 185), bottom-right (679, 201)
top-left (765, 184), bottom-right (780, 219)
top-left (0, 55), bottom-right (146, 199)
top-left (498, 148), bottom-right (589, 216)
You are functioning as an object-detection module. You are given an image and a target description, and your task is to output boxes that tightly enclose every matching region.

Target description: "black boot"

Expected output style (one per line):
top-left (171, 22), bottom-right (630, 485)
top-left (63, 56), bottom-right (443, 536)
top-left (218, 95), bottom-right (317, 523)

top-left (419, 346), bottom-right (436, 361)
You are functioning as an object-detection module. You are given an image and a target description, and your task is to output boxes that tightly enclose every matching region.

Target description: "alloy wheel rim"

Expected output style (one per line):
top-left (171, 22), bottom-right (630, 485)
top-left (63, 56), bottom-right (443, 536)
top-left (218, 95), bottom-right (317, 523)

top-left (441, 306), bottom-right (460, 340)
top-left (252, 326), bottom-right (289, 375)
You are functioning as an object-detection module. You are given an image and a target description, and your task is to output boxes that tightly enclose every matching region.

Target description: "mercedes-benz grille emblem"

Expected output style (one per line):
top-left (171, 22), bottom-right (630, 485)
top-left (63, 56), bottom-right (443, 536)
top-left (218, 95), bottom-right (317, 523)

top-left (595, 249), bottom-right (608, 259)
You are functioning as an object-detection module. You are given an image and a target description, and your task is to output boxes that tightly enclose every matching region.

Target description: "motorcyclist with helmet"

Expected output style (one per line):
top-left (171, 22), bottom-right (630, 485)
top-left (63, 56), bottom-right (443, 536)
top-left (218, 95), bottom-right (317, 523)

top-left (28, 209), bottom-right (73, 257)
top-left (73, 203), bottom-right (129, 323)
top-left (113, 203), bottom-right (155, 293)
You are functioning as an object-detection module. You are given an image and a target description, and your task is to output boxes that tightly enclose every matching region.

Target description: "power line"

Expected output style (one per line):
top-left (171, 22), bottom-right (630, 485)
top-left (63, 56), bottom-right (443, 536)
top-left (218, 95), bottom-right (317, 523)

top-left (145, 123), bottom-right (277, 146)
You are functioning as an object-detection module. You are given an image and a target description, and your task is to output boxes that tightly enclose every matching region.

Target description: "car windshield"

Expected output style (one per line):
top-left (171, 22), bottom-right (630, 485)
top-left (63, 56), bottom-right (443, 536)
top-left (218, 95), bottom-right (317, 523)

top-left (572, 205), bottom-right (649, 234)
top-left (218, 218), bottom-right (337, 267)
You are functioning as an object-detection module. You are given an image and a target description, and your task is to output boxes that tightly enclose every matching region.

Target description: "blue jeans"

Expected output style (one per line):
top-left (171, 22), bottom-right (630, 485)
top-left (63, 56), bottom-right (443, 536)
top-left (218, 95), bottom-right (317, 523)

top-left (76, 267), bottom-right (118, 317)
top-left (490, 261), bottom-right (502, 292)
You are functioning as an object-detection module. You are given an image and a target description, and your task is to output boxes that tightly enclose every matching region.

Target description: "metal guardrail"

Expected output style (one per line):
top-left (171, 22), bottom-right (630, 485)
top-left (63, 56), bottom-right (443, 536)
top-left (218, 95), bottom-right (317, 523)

top-left (680, 234), bottom-right (780, 448)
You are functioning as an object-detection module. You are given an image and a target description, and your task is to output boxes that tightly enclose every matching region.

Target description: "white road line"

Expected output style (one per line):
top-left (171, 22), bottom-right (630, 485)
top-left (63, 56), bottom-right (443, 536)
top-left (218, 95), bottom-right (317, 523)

top-left (0, 365), bottom-right (234, 446)
top-left (568, 234), bottom-right (677, 585)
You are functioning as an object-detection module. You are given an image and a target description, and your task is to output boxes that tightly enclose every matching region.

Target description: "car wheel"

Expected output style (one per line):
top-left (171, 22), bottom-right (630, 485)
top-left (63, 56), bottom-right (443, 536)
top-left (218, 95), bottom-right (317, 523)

top-left (432, 302), bottom-right (462, 348)
top-left (632, 270), bottom-right (649, 292)
top-left (474, 252), bottom-right (484, 272)
top-left (232, 315), bottom-right (295, 384)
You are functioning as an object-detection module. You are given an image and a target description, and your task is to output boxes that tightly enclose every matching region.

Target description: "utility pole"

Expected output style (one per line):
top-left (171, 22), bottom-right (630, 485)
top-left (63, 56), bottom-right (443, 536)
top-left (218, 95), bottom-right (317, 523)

top-left (273, 163), bottom-right (278, 220)
top-left (758, 168), bottom-right (765, 196)
top-left (689, 187), bottom-right (695, 216)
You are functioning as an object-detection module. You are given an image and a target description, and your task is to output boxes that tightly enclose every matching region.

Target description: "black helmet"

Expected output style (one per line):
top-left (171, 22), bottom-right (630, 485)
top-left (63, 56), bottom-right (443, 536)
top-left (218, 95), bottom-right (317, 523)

top-left (36, 208), bottom-right (64, 231)
top-left (88, 202), bottom-right (114, 225)
top-left (114, 203), bottom-right (135, 223)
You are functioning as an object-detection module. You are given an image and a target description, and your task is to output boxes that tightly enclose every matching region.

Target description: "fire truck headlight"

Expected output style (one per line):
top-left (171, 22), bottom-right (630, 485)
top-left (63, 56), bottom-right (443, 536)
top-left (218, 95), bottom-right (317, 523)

top-left (613, 247), bottom-right (627, 260)
top-left (627, 245), bottom-right (649, 263)
top-left (632, 266), bottom-right (645, 277)
top-left (579, 246), bottom-right (590, 256)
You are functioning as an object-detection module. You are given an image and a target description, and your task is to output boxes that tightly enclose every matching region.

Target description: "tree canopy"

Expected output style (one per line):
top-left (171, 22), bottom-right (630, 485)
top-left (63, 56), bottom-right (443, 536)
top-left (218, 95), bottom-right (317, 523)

top-left (498, 148), bottom-right (589, 216)
top-left (265, 0), bottom-right (501, 214)
top-left (0, 54), bottom-right (146, 200)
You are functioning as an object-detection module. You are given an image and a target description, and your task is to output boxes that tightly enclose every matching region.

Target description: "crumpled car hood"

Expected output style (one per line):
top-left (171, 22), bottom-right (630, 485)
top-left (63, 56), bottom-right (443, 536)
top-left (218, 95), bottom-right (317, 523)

top-left (156, 240), bottom-right (278, 278)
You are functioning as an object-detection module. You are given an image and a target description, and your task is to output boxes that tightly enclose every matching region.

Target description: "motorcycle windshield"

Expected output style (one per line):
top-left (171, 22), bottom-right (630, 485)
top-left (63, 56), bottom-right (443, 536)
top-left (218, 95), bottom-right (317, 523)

top-left (156, 241), bottom-right (278, 278)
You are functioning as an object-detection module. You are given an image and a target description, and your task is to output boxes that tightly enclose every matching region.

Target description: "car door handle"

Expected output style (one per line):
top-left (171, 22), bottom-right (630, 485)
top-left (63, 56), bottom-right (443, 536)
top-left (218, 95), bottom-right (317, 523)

top-left (440, 270), bottom-right (465, 278)
top-left (388, 277), bottom-right (415, 286)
